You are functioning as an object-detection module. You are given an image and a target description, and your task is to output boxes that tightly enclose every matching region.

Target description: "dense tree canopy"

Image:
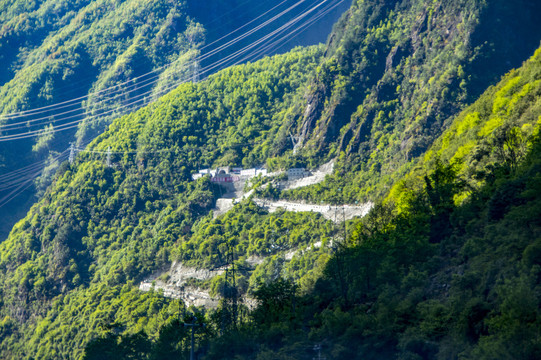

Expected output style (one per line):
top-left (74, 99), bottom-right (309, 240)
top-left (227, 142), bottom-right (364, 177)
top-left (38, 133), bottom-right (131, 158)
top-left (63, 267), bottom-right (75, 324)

top-left (83, 46), bottom-right (541, 360)
top-left (0, 46), bottom-right (325, 359)
top-left (0, 0), bottom-right (540, 358)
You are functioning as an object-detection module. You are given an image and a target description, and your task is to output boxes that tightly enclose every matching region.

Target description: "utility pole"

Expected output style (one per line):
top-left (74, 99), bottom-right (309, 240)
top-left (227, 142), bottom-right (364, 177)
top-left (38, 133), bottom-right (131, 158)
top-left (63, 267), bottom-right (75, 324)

top-left (222, 241), bottom-right (238, 333)
top-left (333, 188), bottom-right (349, 306)
top-left (343, 203), bottom-right (347, 244)
top-left (184, 314), bottom-right (204, 360)
top-left (289, 132), bottom-right (302, 154)
top-left (106, 146), bottom-right (112, 167)
top-left (341, 189), bottom-right (347, 242)
top-left (332, 188), bottom-right (341, 246)
top-left (188, 33), bottom-right (200, 84)
top-left (69, 143), bottom-right (75, 164)
top-left (192, 59), bottom-right (200, 84)
top-left (313, 344), bottom-right (325, 360)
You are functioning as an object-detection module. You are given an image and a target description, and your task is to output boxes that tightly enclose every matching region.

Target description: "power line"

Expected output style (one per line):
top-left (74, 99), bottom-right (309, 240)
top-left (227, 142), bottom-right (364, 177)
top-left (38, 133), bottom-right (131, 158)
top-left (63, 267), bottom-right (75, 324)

top-left (0, 0), bottom-right (342, 207)
top-left (0, 0), bottom-right (341, 142)
top-left (0, 150), bottom-right (69, 209)
top-left (236, 0), bottom-right (344, 64)
top-left (15, 0), bottom-right (276, 99)
top-left (0, 159), bottom-right (52, 183)
top-left (0, 0), bottom-right (296, 121)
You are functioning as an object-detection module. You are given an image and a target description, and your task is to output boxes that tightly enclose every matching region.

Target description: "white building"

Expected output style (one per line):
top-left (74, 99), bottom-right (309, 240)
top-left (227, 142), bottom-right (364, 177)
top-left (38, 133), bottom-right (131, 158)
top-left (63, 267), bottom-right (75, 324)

top-left (240, 168), bottom-right (256, 176)
top-left (240, 168), bottom-right (268, 177)
top-left (256, 168), bottom-right (268, 176)
top-left (193, 165), bottom-right (267, 182)
top-left (287, 168), bottom-right (310, 180)
top-left (192, 168), bottom-right (216, 180)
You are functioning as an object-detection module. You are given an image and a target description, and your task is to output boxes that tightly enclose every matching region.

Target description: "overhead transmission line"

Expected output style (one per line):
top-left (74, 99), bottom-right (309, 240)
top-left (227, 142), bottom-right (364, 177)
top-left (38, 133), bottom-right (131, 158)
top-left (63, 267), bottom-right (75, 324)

top-left (0, 149), bottom-right (69, 209)
top-left (0, 158), bottom-right (55, 186)
top-left (0, 0), bottom-right (297, 122)
top-left (26, 0), bottom-right (275, 97)
top-left (237, 0), bottom-right (345, 63)
top-left (0, 0), bottom-right (293, 133)
top-left (0, 139), bottom-right (169, 210)
top-left (0, 0), bottom-right (340, 141)
top-left (0, 1), bottom-right (332, 141)
top-left (0, 133), bottom-right (264, 200)
top-left (0, 0), bottom-right (304, 132)
top-left (0, 0), bottom-right (343, 207)
top-left (0, 0), bottom-right (342, 142)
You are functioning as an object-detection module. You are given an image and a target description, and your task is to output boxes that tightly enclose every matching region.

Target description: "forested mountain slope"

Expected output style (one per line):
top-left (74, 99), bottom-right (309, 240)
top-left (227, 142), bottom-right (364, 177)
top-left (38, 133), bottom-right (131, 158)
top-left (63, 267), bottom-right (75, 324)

top-left (283, 0), bottom-right (541, 203)
top-left (0, 0), bottom-right (348, 241)
top-left (96, 42), bottom-right (541, 360)
top-left (0, 0), bottom-right (198, 239)
top-left (0, 46), bottom-right (330, 360)
top-left (240, 44), bottom-right (541, 360)
top-left (1, 0), bottom-right (541, 359)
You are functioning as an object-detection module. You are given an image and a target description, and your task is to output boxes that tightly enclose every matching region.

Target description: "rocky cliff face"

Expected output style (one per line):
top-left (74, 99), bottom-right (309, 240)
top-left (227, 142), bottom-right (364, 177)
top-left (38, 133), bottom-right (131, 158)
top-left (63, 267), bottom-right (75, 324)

top-left (298, 0), bottom-right (541, 163)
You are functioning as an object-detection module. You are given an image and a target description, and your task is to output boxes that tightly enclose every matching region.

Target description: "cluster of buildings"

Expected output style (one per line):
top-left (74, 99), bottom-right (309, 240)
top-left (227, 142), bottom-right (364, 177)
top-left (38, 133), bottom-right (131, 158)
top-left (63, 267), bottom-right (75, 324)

top-left (192, 166), bottom-right (311, 182)
top-left (191, 166), bottom-right (268, 182)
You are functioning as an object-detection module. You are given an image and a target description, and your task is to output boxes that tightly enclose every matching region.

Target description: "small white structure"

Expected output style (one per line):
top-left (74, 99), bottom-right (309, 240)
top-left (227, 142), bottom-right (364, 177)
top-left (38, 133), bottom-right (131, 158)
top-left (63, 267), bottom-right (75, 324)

top-left (192, 165), bottom-right (268, 182)
top-left (287, 168), bottom-right (310, 180)
top-left (240, 168), bottom-right (256, 177)
top-left (240, 167), bottom-right (268, 177)
top-left (192, 168), bottom-right (216, 180)
top-left (256, 168), bottom-right (268, 176)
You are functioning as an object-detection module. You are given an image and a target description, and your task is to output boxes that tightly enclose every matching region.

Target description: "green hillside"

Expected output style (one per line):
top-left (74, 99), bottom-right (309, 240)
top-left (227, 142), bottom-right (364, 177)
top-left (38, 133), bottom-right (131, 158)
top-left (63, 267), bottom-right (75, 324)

top-left (0, 0), bottom-right (348, 241)
top-left (0, 46), bottom-right (327, 360)
top-left (0, 0), bottom-right (540, 358)
top-left (219, 44), bottom-right (541, 360)
top-left (0, 0), bottom-right (199, 239)
top-left (83, 42), bottom-right (541, 360)
top-left (281, 0), bottom-right (541, 204)
top-left (388, 46), bottom-right (541, 209)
